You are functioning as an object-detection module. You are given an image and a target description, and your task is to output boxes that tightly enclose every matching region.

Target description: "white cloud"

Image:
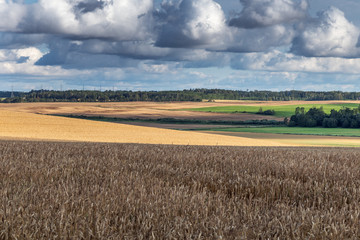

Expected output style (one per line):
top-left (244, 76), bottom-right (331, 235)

top-left (21, 0), bottom-right (154, 41)
top-left (0, 1), bottom-right (26, 31)
top-left (232, 50), bottom-right (360, 74)
top-left (0, 47), bottom-right (92, 76)
top-left (292, 7), bottom-right (360, 57)
top-left (140, 63), bottom-right (171, 73)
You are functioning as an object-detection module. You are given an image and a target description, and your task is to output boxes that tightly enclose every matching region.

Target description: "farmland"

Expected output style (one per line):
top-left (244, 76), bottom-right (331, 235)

top-left (2, 101), bottom-right (360, 238)
top-left (183, 103), bottom-right (360, 117)
top-left (0, 101), bottom-right (283, 121)
top-left (0, 109), bottom-right (286, 146)
top-left (206, 126), bottom-right (360, 137)
top-left (2, 141), bottom-right (360, 239)
top-left (2, 101), bottom-right (360, 147)
top-left (202, 131), bottom-right (360, 147)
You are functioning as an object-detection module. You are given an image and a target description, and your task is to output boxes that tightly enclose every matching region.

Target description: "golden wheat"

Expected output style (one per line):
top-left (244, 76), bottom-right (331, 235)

top-left (0, 110), bottom-right (290, 146)
top-left (1, 141), bottom-right (360, 239)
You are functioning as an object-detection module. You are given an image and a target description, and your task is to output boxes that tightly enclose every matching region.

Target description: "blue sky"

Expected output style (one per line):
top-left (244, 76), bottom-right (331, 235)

top-left (1, 0), bottom-right (360, 91)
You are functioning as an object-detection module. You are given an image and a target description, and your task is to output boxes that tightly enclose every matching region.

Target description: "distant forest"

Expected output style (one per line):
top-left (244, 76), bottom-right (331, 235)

top-left (1, 89), bottom-right (360, 103)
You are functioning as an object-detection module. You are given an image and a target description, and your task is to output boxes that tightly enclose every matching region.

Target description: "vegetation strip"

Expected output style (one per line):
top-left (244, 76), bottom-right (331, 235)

top-left (55, 114), bottom-right (284, 126)
top-left (4, 89), bottom-right (360, 102)
top-left (184, 103), bottom-right (360, 117)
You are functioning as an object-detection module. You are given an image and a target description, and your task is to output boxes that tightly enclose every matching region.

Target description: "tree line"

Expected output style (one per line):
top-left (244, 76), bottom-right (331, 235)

top-left (288, 106), bottom-right (360, 128)
top-left (2, 89), bottom-right (360, 103)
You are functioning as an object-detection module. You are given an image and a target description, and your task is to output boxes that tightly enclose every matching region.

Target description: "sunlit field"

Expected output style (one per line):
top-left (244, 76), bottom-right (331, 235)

top-left (207, 126), bottom-right (360, 137)
top-left (0, 109), bottom-right (288, 146)
top-left (183, 103), bottom-right (360, 117)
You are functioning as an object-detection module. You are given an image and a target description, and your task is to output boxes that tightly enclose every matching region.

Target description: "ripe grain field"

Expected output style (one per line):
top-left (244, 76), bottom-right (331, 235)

top-left (1, 141), bottom-right (360, 239)
top-left (0, 110), bottom-right (287, 146)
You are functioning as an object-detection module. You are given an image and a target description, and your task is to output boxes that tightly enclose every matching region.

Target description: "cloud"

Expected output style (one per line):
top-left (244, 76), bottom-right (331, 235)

top-left (79, 40), bottom-right (172, 60)
top-left (229, 0), bottom-right (308, 28)
top-left (0, 46), bottom-right (91, 76)
top-left (155, 0), bottom-right (229, 48)
top-left (19, 0), bottom-right (154, 41)
top-left (0, 32), bottom-right (48, 49)
top-left (227, 24), bottom-right (296, 52)
top-left (292, 7), bottom-right (360, 57)
top-left (2, 0), bottom-right (360, 92)
top-left (0, 0), bottom-right (26, 31)
top-left (231, 50), bottom-right (360, 74)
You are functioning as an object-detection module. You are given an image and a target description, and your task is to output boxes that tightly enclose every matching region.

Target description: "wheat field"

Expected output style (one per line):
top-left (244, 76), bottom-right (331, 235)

top-left (1, 141), bottom-right (360, 239)
top-left (0, 109), bottom-right (291, 146)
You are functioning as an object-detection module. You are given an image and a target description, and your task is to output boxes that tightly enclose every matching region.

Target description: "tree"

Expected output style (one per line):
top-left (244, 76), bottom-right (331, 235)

top-left (322, 118), bottom-right (338, 128)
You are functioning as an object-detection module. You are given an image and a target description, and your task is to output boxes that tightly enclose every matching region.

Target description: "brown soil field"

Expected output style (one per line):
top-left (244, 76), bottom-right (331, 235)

top-left (2, 141), bottom-right (360, 239)
top-left (204, 131), bottom-right (360, 147)
top-left (0, 109), bottom-right (290, 146)
top-left (0, 102), bottom-right (284, 121)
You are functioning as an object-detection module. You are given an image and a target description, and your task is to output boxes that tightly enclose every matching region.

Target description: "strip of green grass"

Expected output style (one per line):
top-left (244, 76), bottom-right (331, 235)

top-left (208, 127), bottom-right (360, 137)
top-left (183, 103), bottom-right (360, 117)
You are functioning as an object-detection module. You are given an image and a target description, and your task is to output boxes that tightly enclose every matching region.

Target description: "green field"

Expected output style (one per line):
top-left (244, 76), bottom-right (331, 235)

top-left (184, 103), bottom-right (360, 117)
top-left (208, 126), bottom-right (360, 137)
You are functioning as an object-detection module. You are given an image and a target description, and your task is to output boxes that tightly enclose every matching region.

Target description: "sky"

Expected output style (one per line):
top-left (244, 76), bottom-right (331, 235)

top-left (1, 0), bottom-right (360, 92)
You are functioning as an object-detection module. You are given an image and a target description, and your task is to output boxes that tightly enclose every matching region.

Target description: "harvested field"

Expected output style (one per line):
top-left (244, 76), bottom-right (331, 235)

top-left (203, 131), bottom-right (360, 147)
top-left (0, 110), bottom-right (287, 146)
top-left (213, 99), bottom-right (360, 106)
top-left (0, 102), bottom-right (284, 121)
top-left (185, 103), bottom-right (360, 117)
top-left (119, 122), bottom-right (240, 130)
top-left (2, 141), bottom-right (360, 239)
top-left (2, 101), bottom-right (359, 121)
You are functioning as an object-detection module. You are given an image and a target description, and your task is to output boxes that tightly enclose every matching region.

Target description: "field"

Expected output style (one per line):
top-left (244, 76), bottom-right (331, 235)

top-left (2, 141), bottom-right (360, 239)
top-left (207, 126), bottom-right (360, 137)
top-left (0, 101), bottom-right (283, 121)
top-left (183, 103), bottom-right (360, 117)
top-left (0, 109), bottom-right (286, 146)
top-left (2, 101), bottom-right (360, 238)
top-left (2, 101), bottom-right (360, 147)
top-left (202, 131), bottom-right (360, 147)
